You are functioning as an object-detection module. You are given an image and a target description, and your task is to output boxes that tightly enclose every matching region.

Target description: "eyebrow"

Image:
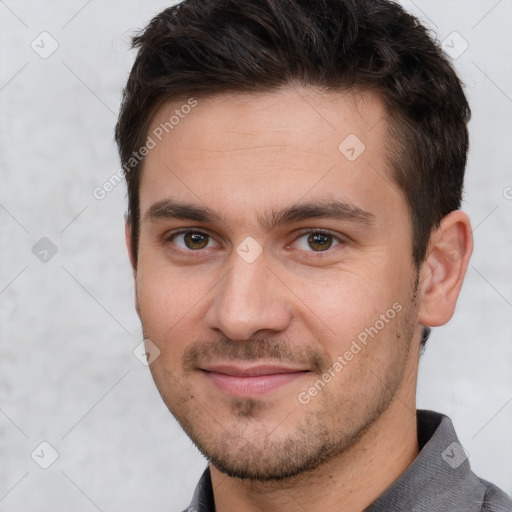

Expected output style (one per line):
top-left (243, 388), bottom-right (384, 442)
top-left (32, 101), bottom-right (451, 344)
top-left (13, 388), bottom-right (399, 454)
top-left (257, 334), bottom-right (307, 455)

top-left (143, 199), bottom-right (376, 230)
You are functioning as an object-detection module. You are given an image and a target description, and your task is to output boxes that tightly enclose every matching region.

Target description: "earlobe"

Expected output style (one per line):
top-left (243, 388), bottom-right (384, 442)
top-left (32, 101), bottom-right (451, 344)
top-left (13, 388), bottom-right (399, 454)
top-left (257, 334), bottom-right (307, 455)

top-left (417, 210), bottom-right (473, 327)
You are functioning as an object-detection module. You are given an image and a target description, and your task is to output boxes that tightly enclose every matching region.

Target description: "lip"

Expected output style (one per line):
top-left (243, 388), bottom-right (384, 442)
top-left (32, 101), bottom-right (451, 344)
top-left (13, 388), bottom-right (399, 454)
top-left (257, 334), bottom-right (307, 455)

top-left (200, 364), bottom-right (309, 397)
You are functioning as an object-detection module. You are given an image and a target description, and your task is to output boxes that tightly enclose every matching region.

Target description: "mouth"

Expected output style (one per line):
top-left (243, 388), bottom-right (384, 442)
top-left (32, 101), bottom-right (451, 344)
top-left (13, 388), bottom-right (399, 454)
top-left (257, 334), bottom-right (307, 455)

top-left (200, 363), bottom-right (309, 397)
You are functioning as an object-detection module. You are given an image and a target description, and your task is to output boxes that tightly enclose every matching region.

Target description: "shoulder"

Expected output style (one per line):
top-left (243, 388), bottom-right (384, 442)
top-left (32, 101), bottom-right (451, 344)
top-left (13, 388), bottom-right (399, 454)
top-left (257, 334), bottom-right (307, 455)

top-left (479, 479), bottom-right (512, 512)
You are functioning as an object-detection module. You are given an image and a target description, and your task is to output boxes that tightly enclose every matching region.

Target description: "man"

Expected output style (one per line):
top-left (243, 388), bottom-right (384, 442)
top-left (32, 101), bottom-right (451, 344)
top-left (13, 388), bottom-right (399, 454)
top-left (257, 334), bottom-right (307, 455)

top-left (115, 0), bottom-right (511, 510)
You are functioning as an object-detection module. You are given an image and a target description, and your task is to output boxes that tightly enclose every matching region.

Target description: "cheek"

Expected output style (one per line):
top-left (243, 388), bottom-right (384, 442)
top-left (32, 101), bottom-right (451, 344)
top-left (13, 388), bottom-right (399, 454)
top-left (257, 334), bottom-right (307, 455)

top-left (296, 267), bottom-right (403, 350)
top-left (135, 264), bottom-right (202, 346)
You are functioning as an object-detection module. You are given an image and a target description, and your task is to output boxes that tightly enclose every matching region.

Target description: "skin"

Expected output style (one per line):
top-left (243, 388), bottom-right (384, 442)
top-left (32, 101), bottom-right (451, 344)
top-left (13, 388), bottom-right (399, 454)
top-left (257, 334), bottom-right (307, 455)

top-left (126, 86), bottom-right (473, 512)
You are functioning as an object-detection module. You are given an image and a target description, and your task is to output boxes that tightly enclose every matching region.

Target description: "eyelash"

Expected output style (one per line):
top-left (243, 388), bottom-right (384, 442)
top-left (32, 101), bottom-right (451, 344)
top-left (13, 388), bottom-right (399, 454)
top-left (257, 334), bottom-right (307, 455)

top-left (164, 228), bottom-right (345, 256)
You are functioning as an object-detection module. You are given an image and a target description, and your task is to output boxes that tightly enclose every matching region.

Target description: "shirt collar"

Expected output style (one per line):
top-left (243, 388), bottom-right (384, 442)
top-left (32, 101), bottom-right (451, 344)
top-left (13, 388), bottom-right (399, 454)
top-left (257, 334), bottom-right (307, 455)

top-left (364, 409), bottom-right (487, 511)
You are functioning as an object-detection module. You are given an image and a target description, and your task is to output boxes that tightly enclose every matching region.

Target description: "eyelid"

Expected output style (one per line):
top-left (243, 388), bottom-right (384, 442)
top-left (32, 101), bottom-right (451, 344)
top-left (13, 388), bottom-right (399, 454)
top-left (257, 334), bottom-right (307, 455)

top-left (164, 228), bottom-right (221, 251)
top-left (291, 228), bottom-right (347, 247)
top-left (164, 227), bottom-right (211, 240)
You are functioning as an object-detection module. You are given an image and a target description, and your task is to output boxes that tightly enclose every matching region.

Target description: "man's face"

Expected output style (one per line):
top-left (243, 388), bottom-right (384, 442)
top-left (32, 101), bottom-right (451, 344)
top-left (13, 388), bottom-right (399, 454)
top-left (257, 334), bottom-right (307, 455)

top-left (133, 87), bottom-right (423, 480)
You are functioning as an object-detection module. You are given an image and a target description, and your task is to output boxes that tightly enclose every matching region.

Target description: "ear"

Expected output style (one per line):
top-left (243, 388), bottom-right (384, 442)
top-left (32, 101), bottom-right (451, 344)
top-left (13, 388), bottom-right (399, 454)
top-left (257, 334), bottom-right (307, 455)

top-left (124, 216), bottom-right (137, 276)
top-left (417, 210), bottom-right (473, 327)
top-left (125, 217), bottom-right (141, 318)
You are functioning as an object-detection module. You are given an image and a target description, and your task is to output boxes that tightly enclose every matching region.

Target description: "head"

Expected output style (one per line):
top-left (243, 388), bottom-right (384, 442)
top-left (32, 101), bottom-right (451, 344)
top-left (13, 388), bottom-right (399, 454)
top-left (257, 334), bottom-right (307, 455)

top-left (115, 0), bottom-right (472, 481)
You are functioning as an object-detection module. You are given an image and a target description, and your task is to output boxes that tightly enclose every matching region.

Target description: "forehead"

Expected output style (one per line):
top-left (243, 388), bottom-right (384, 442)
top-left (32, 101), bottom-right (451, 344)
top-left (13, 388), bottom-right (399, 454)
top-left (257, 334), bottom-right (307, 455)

top-left (148, 86), bottom-right (387, 152)
top-left (139, 86), bottom-right (403, 231)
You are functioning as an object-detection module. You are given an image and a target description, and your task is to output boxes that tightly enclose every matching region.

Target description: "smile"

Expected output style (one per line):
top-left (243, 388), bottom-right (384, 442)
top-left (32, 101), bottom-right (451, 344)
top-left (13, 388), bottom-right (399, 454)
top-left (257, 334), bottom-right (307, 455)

top-left (200, 364), bottom-right (309, 397)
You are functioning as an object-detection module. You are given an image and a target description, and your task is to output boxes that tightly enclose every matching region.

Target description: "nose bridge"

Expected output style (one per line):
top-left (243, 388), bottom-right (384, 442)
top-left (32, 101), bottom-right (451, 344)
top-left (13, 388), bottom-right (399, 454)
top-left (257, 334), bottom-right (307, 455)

top-left (205, 249), bottom-right (291, 340)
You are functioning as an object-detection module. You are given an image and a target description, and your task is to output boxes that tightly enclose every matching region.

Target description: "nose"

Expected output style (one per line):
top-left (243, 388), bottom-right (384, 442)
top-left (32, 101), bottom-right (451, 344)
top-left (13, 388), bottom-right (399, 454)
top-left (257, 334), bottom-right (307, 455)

top-left (204, 249), bottom-right (292, 341)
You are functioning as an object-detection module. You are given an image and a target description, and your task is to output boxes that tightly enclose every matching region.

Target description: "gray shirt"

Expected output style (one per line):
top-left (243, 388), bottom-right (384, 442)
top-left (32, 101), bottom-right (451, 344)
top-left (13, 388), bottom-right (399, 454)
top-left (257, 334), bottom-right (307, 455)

top-left (183, 410), bottom-right (512, 511)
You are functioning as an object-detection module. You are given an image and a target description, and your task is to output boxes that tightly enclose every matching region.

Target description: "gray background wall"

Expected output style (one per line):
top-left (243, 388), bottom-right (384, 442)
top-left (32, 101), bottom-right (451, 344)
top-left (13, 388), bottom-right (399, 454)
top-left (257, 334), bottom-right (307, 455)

top-left (0, 1), bottom-right (511, 510)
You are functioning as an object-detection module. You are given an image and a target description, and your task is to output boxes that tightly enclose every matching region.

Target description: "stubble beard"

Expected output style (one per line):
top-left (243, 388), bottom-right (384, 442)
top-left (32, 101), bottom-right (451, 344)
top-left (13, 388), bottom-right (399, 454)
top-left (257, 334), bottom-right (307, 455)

top-left (145, 280), bottom-right (419, 482)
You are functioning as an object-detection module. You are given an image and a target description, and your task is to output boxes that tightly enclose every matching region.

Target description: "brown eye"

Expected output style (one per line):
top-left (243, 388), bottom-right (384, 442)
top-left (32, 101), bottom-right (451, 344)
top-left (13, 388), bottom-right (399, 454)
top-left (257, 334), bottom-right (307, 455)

top-left (293, 230), bottom-right (342, 252)
top-left (307, 232), bottom-right (334, 251)
top-left (169, 231), bottom-right (215, 251)
top-left (183, 232), bottom-right (209, 249)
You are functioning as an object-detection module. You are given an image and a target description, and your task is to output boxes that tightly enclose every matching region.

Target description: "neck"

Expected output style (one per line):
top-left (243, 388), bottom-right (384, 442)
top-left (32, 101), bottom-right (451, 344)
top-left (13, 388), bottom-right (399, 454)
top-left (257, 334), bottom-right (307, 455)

top-left (211, 367), bottom-right (419, 512)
